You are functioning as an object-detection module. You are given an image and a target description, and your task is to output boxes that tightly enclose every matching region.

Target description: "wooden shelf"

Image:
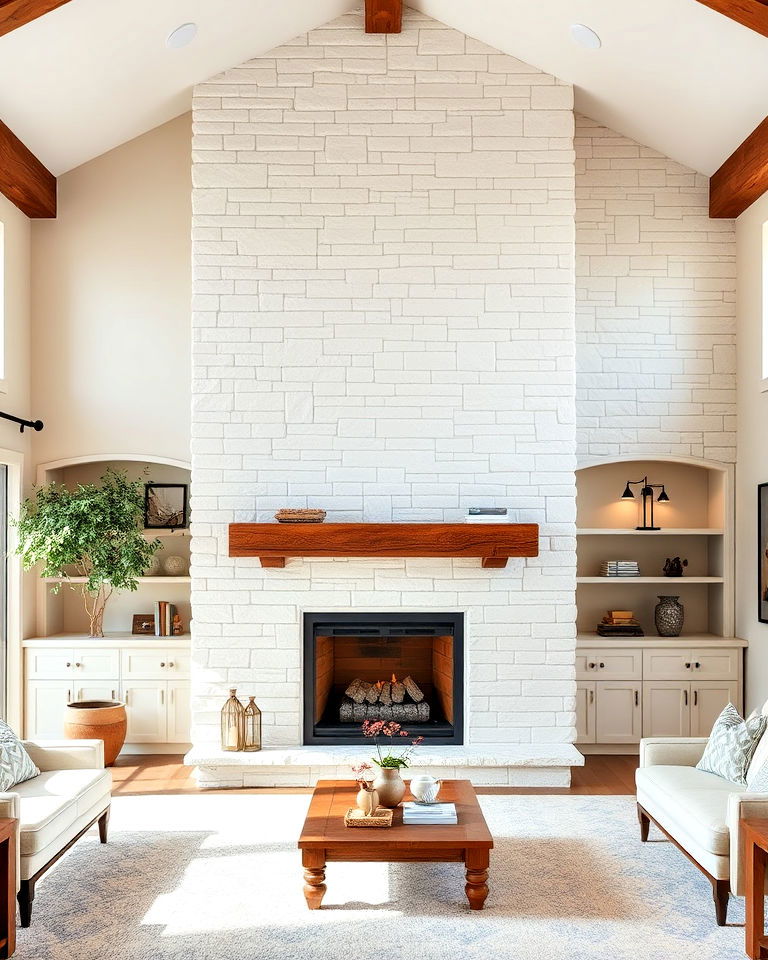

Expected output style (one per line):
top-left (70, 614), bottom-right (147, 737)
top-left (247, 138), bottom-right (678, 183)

top-left (577, 528), bottom-right (724, 536)
top-left (142, 529), bottom-right (189, 538)
top-left (576, 633), bottom-right (747, 648)
top-left (228, 522), bottom-right (539, 568)
top-left (577, 576), bottom-right (723, 584)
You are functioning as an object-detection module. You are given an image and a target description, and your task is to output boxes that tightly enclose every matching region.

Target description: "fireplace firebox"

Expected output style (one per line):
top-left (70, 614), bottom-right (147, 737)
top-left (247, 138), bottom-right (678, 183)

top-left (303, 612), bottom-right (464, 745)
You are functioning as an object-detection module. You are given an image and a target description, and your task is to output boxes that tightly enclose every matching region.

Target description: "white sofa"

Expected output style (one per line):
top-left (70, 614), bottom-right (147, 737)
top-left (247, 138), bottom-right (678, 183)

top-left (636, 736), bottom-right (768, 924)
top-left (0, 739), bottom-right (112, 926)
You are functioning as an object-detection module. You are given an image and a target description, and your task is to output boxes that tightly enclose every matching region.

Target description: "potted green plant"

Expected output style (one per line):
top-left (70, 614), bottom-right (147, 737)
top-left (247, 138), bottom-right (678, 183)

top-left (14, 469), bottom-right (161, 637)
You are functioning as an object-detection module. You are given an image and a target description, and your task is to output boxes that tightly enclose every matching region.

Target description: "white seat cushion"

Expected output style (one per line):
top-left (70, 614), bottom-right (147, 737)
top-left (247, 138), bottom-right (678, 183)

top-left (13, 769), bottom-right (111, 857)
top-left (636, 765), bottom-right (740, 856)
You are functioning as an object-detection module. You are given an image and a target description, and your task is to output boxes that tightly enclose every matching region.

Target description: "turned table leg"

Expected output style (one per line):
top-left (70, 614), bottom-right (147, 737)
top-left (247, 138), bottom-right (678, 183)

top-left (302, 851), bottom-right (327, 910)
top-left (465, 850), bottom-right (490, 911)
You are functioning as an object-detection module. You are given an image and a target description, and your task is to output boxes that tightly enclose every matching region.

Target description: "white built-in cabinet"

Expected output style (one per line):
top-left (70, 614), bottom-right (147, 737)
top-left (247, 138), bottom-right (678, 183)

top-left (576, 640), bottom-right (745, 749)
top-left (24, 638), bottom-right (191, 750)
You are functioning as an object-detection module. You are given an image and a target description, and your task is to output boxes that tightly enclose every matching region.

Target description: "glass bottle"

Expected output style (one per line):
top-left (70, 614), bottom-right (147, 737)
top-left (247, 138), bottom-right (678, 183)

top-left (221, 688), bottom-right (245, 752)
top-left (243, 696), bottom-right (262, 752)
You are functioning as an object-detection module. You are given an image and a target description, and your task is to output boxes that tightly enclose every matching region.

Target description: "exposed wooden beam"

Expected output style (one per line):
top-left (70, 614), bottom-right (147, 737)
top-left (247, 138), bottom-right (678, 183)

top-left (694, 0), bottom-right (768, 38)
top-left (0, 0), bottom-right (74, 38)
top-left (710, 114), bottom-right (768, 218)
top-left (0, 119), bottom-right (56, 218)
top-left (364, 0), bottom-right (402, 33)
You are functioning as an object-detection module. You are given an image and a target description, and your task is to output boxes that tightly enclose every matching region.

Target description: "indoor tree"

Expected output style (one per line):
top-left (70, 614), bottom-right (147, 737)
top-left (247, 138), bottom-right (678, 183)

top-left (14, 469), bottom-right (161, 637)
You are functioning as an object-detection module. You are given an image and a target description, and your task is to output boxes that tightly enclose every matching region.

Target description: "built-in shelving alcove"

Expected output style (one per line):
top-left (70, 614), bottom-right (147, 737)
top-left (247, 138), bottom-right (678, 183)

top-left (575, 457), bottom-right (734, 641)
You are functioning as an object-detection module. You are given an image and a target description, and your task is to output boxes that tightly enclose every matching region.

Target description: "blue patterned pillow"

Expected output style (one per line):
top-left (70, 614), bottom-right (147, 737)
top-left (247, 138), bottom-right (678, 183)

top-left (696, 704), bottom-right (766, 785)
top-left (0, 721), bottom-right (38, 791)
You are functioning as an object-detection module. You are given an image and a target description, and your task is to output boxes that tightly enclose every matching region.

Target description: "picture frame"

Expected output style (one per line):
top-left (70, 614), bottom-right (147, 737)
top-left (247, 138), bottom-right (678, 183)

top-left (759, 482), bottom-right (768, 623)
top-left (144, 483), bottom-right (188, 530)
top-left (132, 614), bottom-right (155, 635)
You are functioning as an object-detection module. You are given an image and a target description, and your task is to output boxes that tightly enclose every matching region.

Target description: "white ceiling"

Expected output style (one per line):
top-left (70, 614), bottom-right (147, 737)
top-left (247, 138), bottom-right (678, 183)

top-left (0, 0), bottom-right (766, 177)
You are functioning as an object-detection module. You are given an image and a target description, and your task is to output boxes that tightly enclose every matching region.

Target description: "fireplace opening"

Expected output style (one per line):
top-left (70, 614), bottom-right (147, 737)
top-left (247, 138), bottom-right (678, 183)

top-left (303, 613), bottom-right (464, 745)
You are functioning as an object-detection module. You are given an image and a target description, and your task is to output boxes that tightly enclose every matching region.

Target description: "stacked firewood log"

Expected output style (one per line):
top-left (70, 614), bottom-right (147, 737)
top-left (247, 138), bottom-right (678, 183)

top-left (339, 676), bottom-right (429, 722)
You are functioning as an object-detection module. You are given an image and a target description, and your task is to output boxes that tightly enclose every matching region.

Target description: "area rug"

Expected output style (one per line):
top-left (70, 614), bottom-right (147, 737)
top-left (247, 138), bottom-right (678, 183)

top-left (15, 794), bottom-right (747, 960)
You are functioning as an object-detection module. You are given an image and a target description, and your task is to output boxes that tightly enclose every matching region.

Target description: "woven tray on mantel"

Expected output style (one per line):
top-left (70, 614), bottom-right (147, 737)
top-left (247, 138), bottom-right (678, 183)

top-left (344, 807), bottom-right (394, 828)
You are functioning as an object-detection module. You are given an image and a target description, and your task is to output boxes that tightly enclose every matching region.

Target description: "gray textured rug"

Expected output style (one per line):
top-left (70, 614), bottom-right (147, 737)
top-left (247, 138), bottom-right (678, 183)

top-left (16, 793), bottom-right (747, 959)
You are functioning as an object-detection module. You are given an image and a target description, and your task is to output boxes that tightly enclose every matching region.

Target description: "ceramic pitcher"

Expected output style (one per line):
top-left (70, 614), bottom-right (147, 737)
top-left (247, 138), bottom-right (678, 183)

top-left (409, 774), bottom-right (442, 804)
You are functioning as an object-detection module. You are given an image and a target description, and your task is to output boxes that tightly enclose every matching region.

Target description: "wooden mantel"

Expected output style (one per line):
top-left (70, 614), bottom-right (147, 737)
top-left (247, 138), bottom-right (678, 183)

top-left (228, 522), bottom-right (539, 569)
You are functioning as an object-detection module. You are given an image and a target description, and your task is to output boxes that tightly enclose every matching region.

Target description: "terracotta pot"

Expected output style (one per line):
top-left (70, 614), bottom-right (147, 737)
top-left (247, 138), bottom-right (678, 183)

top-left (373, 767), bottom-right (406, 808)
top-left (64, 700), bottom-right (127, 767)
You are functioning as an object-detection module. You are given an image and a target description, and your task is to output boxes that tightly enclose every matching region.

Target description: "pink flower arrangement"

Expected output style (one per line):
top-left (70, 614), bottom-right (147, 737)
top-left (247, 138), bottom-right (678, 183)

top-left (362, 719), bottom-right (425, 769)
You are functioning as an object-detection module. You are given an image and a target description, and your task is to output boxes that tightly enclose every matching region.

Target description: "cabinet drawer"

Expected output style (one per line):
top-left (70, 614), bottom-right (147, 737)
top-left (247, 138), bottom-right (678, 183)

top-left (121, 649), bottom-right (190, 679)
top-left (643, 647), bottom-right (740, 681)
top-left (73, 649), bottom-right (120, 680)
top-left (26, 649), bottom-right (75, 679)
top-left (691, 649), bottom-right (740, 682)
top-left (164, 652), bottom-right (190, 679)
top-left (576, 649), bottom-right (642, 681)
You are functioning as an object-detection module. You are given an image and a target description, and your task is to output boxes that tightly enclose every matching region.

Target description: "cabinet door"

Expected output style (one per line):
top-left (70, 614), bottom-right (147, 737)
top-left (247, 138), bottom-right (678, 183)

top-left (166, 682), bottom-right (191, 743)
top-left (73, 649), bottom-right (120, 680)
top-left (75, 682), bottom-right (120, 703)
top-left (26, 649), bottom-right (74, 680)
top-left (595, 682), bottom-right (642, 743)
top-left (643, 649), bottom-right (693, 681)
top-left (643, 681), bottom-right (691, 738)
top-left (691, 649), bottom-right (740, 682)
top-left (25, 681), bottom-right (73, 738)
top-left (123, 681), bottom-right (167, 742)
top-left (121, 649), bottom-right (168, 680)
top-left (576, 682), bottom-right (596, 744)
top-left (691, 681), bottom-right (740, 737)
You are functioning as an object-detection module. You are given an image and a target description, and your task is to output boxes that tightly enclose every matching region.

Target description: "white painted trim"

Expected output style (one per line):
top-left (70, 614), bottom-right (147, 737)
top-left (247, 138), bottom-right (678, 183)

top-left (0, 446), bottom-right (24, 730)
top-left (36, 453), bottom-right (191, 484)
top-left (576, 453), bottom-right (730, 474)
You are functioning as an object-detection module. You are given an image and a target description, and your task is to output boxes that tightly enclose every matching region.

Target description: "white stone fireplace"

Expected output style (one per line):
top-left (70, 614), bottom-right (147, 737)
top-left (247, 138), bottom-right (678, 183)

top-left (186, 5), bottom-right (581, 787)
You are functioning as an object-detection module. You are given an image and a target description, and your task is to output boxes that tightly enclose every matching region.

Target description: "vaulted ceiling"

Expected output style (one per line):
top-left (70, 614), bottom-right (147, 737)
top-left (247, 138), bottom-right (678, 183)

top-left (0, 0), bottom-right (766, 177)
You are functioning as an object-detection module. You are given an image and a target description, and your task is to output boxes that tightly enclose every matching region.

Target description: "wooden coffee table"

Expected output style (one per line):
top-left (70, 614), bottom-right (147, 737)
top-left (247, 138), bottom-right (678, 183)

top-left (743, 817), bottom-right (768, 959)
top-left (298, 779), bottom-right (493, 910)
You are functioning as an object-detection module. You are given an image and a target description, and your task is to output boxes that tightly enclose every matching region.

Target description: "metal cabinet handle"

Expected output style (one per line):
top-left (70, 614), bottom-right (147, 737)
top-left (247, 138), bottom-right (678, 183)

top-left (160, 662), bottom-right (166, 668)
top-left (684, 689), bottom-right (688, 706)
top-left (67, 690), bottom-right (71, 703)
top-left (111, 690), bottom-right (116, 700)
top-left (599, 662), bottom-right (605, 669)
top-left (635, 690), bottom-right (639, 707)
top-left (588, 662), bottom-right (596, 669)
top-left (160, 689), bottom-right (165, 705)
top-left (65, 661), bottom-right (71, 668)
top-left (695, 662), bottom-right (701, 669)
top-left (75, 662), bottom-right (81, 668)
top-left (589, 689), bottom-right (594, 704)
top-left (170, 688), bottom-right (175, 705)
top-left (694, 689), bottom-right (698, 706)
top-left (685, 662), bottom-right (691, 669)
top-left (168, 661), bottom-right (175, 668)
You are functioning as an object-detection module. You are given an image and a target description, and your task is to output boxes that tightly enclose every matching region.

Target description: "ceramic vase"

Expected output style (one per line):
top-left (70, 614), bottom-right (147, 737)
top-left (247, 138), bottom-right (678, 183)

top-left (356, 784), bottom-right (379, 817)
top-left (64, 700), bottom-right (127, 766)
top-left (373, 767), bottom-right (406, 808)
top-left (655, 595), bottom-right (684, 637)
top-left (163, 555), bottom-right (188, 577)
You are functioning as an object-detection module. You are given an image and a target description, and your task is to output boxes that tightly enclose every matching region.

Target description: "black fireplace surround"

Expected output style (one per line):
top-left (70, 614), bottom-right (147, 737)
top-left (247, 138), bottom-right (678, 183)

top-left (303, 612), bottom-right (464, 745)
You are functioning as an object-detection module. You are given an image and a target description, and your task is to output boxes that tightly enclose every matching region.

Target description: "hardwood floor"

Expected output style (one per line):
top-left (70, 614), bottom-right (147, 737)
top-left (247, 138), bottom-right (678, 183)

top-left (110, 754), bottom-right (639, 797)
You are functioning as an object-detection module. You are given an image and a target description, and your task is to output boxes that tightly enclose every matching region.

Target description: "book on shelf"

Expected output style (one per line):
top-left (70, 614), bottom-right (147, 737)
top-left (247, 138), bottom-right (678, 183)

top-left (599, 560), bottom-right (640, 577)
top-left (607, 610), bottom-right (634, 619)
top-left (464, 507), bottom-right (509, 523)
top-left (154, 601), bottom-right (177, 637)
top-left (402, 802), bottom-right (458, 825)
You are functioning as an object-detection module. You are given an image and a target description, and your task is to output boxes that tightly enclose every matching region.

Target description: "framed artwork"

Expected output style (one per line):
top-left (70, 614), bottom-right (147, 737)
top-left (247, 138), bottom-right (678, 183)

top-left (132, 614), bottom-right (155, 635)
top-left (144, 483), bottom-right (188, 529)
top-left (760, 483), bottom-right (768, 623)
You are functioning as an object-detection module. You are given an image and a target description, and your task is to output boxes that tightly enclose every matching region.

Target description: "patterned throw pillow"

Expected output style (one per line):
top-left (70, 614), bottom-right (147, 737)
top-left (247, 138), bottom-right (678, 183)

top-left (0, 720), bottom-right (38, 791)
top-left (696, 704), bottom-right (767, 785)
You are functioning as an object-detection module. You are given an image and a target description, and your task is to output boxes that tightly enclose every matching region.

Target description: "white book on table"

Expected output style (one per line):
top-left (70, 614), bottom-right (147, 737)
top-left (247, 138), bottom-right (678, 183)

top-left (402, 802), bottom-right (457, 823)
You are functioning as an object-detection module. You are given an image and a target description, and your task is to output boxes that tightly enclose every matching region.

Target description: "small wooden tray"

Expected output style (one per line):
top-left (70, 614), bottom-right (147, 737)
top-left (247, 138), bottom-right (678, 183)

top-left (344, 807), bottom-right (394, 828)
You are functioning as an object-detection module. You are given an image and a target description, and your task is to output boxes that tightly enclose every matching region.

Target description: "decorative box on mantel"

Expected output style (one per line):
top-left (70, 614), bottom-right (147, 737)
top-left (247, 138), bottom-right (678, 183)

top-left (228, 522), bottom-right (539, 569)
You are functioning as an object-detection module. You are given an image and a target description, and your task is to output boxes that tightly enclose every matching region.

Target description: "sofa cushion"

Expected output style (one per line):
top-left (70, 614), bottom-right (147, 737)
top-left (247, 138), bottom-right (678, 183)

top-left (636, 765), bottom-right (741, 856)
top-left (696, 703), bottom-right (766, 784)
top-left (13, 769), bottom-right (111, 857)
top-left (0, 721), bottom-right (38, 791)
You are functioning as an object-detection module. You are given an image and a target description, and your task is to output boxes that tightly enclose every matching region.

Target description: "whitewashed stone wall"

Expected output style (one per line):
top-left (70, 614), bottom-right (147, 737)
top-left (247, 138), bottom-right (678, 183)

top-left (575, 115), bottom-right (736, 463)
top-left (190, 7), bottom-right (577, 758)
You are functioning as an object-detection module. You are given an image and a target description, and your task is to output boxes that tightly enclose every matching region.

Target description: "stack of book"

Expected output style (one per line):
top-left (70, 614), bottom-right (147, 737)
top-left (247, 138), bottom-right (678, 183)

top-left (597, 609), bottom-right (644, 637)
top-left (154, 601), bottom-right (177, 637)
top-left (464, 507), bottom-right (509, 524)
top-left (599, 560), bottom-right (640, 577)
top-left (402, 802), bottom-right (458, 825)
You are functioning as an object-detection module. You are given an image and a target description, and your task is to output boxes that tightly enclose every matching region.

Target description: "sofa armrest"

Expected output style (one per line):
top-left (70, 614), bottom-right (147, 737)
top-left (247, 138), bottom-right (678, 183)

top-left (639, 738), bottom-right (708, 768)
top-left (0, 794), bottom-right (21, 893)
top-left (22, 739), bottom-right (104, 771)
top-left (727, 792), bottom-right (768, 896)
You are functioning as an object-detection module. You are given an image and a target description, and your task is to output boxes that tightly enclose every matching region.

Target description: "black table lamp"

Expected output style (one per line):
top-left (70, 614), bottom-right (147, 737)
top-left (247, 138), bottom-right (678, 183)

top-left (621, 476), bottom-right (669, 530)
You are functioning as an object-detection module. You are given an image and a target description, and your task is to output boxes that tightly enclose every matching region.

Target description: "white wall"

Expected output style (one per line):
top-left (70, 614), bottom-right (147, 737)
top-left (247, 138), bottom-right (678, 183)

top-left (735, 191), bottom-right (768, 710)
top-left (190, 6), bottom-right (577, 760)
top-left (576, 115), bottom-right (736, 463)
top-left (31, 114), bottom-right (192, 467)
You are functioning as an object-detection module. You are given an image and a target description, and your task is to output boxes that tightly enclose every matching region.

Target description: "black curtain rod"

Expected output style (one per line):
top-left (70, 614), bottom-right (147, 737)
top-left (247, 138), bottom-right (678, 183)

top-left (0, 411), bottom-right (43, 433)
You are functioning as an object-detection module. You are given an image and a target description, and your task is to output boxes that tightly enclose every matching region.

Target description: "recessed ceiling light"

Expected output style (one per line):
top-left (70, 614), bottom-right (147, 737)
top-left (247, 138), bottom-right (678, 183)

top-left (570, 23), bottom-right (601, 50)
top-left (166, 22), bottom-right (197, 50)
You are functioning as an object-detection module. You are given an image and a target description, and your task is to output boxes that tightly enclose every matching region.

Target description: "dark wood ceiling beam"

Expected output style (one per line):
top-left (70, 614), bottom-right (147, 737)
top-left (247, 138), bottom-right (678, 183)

top-left (694, 0), bottom-right (768, 38)
top-left (364, 0), bottom-right (402, 33)
top-left (0, 0), bottom-right (74, 38)
top-left (710, 114), bottom-right (768, 218)
top-left (0, 119), bottom-right (56, 218)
